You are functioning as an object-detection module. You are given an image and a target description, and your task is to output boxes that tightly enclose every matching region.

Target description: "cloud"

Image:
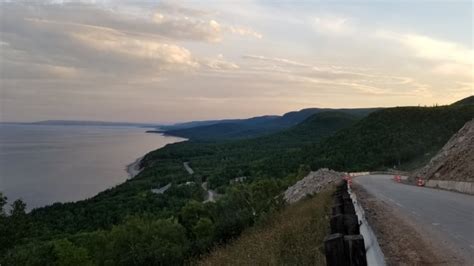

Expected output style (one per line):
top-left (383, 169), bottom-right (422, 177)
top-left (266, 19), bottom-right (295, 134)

top-left (1, 2), bottom-right (260, 45)
top-left (1, 15), bottom-right (199, 81)
top-left (378, 31), bottom-right (473, 65)
top-left (243, 55), bottom-right (312, 68)
top-left (151, 13), bottom-right (224, 42)
top-left (0, 59), bottom-right (81, 80)
top-left (71, 27), bottom-right (199, 69)
top-left (240, 54), bottom-right (432, 97)
top-left (202, 54), bottom-right (239, 70)
top-left (150, 10), bottom-right (262, 41)
top-left (227, 26), bottom-right (263, 39)
top-left (155, 1), bottom-right (212, 17)
top-left (376, 30), bottom-right (473, 84)
top-left (432, 63), bottom-right (473, 79)
top-left (152, 1), bottom-right (262, 40)
top-left (313, 15), bottom-right (353, 35)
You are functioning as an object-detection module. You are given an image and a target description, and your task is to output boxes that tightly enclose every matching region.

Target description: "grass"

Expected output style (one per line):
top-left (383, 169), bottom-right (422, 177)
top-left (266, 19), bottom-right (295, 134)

top-left (198, 188), bottom-right (334, 265)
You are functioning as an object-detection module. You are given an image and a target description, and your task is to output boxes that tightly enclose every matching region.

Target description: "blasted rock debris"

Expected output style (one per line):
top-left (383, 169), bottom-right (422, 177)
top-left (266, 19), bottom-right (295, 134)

top-left (284, 168), bottom-right (345, 204)
top-left (413, 119), bottom-right (474, 182)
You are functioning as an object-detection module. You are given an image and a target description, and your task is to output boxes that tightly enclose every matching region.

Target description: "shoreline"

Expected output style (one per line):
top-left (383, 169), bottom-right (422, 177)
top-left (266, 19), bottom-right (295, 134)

top-left (126, 156), bottom-right (144, 178)
top-left (125, 134), bottom-right (187, 179)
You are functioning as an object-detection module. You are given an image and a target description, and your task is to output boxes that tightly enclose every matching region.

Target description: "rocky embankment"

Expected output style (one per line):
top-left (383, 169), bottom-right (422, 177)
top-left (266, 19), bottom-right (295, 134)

top-left (284, 168), bottom-right (344, 204)
top-left (413, 119), bottom-right (474, 182)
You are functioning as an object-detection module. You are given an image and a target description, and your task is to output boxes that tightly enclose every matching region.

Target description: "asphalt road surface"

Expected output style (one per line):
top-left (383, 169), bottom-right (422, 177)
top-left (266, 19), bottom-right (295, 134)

top-left (355, 174), bottom-right (474, 263)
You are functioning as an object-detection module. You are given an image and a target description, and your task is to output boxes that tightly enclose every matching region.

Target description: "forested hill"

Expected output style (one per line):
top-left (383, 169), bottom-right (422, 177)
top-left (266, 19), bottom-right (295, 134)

top-left (452, 95), bottom-right (474, 106)
top-left (159, 115), bottom-right (280, 131)
top-left (302, 103), bottom-right (474, 171)
top-left (243, 111), bottom-right (360, 149)
top-left (163, 107), bottom-right (380, 140)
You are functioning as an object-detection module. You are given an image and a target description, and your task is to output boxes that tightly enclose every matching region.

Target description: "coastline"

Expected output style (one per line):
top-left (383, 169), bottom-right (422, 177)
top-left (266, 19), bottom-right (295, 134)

top-left (126, 156), bottom-right (144, 178)
top-left (125, 132), bottom-right (187, 179)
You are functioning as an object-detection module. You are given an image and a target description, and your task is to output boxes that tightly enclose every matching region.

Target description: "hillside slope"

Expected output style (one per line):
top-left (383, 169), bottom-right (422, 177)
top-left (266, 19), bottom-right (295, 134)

top-left (413, 119), bottom-right (474, 182)
top-left (252, 103), bottom-right (474, 177)
top-left (141, 111), bottom-right (360, 188)
top-left (242, 111), bottom-right (360, 149)
top-left (304, 104), bottom-right (474, 171)
top-left (452, 95), bottom-right (474, 106)
top-left (200, 188), bottom-right (333, 265)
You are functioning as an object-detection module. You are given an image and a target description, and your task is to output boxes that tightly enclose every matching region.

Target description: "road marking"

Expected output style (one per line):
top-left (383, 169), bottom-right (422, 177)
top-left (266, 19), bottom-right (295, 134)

top-left (432, 222), bottom-right (440, 226)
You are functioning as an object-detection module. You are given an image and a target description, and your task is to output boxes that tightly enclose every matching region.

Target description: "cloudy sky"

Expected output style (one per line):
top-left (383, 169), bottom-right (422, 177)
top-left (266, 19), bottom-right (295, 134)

top-left (0, 0), bottom-right (472, 123)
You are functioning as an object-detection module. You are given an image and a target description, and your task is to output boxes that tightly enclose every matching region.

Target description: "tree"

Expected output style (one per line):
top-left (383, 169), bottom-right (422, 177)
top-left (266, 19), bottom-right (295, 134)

top-left (0, 197), bottom-right (31, 254)
top-left (192, 218), bottom-right (215, 252)
top-left (0, 193), bottom-right (6, 217)
top-left (0, 193), bottom-right (8, 253)
top-left (179, 200), bottom-right (208, 231)
top-left (106, 217), bottom-right (190, 265)
top-left (52, 239), bottom-right (92, 266)
top-left (9, 199), bottom-right (30, 245)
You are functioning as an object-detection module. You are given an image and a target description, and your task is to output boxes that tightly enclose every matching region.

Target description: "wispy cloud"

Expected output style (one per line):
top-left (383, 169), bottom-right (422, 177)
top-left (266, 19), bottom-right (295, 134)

top-left (376, 30), bottom-right (473, 85)
top-left (202, 54), bottom-right (240, 70)
top-left (313, 15), bottom-right (354, 35)
top-left (243, 55), bottom-right (312, 68)
top-left (377, 31), bottom-right (473, 65)
top-left (71, 28), bottom-right (199, 69)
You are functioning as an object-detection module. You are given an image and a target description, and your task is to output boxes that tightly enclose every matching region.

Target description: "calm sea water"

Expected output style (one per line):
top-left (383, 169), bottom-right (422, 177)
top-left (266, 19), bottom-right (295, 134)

top-left (0, 124), bottom-right (184, 210)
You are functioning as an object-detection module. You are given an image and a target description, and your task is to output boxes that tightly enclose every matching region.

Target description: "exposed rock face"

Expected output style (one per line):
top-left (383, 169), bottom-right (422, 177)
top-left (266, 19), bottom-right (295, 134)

top-left (413, 119), bottom-right (474, 182)
top-left (284, 168), bottom-right (345, 204)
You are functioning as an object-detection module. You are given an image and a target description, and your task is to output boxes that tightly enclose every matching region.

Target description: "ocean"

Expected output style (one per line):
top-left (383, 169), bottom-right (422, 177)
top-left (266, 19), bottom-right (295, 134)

top-left (0, 124), bottom-right (184, 210)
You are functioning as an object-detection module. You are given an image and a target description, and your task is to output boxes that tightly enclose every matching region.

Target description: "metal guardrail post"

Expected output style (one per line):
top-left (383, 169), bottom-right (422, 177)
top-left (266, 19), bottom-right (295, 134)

top-left (324, 233), bottom-right (347, 266)
top-left (325, 180), bottom-right (368, 266)
top-left (344, 235), bottom-right (368, 266)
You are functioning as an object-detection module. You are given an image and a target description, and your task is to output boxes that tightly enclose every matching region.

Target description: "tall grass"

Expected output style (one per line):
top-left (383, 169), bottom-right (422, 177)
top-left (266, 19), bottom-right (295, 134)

top-left (199, 188), bottom-right (333, 265)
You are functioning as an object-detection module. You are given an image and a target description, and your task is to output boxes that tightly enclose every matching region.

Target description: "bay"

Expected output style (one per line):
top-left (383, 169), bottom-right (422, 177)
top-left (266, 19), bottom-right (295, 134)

top-left (0, 124), bottom-right (184, 210)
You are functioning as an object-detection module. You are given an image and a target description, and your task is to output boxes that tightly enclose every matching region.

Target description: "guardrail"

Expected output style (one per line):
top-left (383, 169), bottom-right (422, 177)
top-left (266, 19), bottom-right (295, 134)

top-left (324, 179), bottom-right (368, 266)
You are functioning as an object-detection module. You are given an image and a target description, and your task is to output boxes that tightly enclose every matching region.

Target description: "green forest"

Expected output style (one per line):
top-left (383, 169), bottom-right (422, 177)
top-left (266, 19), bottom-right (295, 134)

top-left (1, 101), bottom-right (473, 265)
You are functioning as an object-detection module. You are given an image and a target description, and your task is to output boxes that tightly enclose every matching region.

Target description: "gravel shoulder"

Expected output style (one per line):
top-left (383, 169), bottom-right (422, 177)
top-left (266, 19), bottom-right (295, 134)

top-left (352, 184), bottom-right (465, 265)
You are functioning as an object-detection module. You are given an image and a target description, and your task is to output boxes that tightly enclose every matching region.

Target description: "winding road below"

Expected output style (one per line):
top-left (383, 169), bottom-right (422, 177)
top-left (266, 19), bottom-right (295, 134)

top-left (183, 162), bottom-right (217, 202)
top-left (354, 174), bottom-right (474, 263)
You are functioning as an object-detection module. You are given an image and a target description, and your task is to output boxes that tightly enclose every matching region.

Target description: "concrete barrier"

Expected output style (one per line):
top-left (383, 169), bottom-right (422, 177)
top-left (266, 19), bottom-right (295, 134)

top-left (349, 183), bottom-right (386, 266)
top-left (425, 180), bottom-right (474, 195)
top-left (348, 172), bottom-right (371, 177)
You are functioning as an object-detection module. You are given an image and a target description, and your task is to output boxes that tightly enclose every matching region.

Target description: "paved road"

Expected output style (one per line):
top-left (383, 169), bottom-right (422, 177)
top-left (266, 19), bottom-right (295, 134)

top-left (355, 174), bottom-right (474, 262)
top-left (183, 162), bottom-right (194, 175)
top-left (201, 182), bottom-right (217, 203)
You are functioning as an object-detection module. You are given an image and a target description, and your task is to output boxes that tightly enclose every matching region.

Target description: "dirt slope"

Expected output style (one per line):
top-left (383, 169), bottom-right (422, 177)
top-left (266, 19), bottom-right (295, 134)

top-left (413, 119), bottom-right (474, 182)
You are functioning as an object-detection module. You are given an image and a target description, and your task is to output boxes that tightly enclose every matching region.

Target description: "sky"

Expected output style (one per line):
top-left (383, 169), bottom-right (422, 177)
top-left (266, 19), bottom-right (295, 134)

top-left (0, 0), bottom-right (473, 123)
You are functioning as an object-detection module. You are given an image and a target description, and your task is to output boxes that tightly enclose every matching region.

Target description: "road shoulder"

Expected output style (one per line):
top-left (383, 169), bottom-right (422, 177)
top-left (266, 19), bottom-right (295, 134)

top-left (352, 183), bottom-right (464, 265)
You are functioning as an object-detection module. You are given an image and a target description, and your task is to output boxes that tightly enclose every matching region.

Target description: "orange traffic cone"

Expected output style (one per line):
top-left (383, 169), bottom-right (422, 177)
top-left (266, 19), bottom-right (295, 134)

top-left (417, 178), bottom-right (425, 186)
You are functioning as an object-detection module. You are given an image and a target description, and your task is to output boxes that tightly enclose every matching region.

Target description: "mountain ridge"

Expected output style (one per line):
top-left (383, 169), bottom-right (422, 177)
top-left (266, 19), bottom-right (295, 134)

top-left (164, 107), bottom-right (381, 140)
